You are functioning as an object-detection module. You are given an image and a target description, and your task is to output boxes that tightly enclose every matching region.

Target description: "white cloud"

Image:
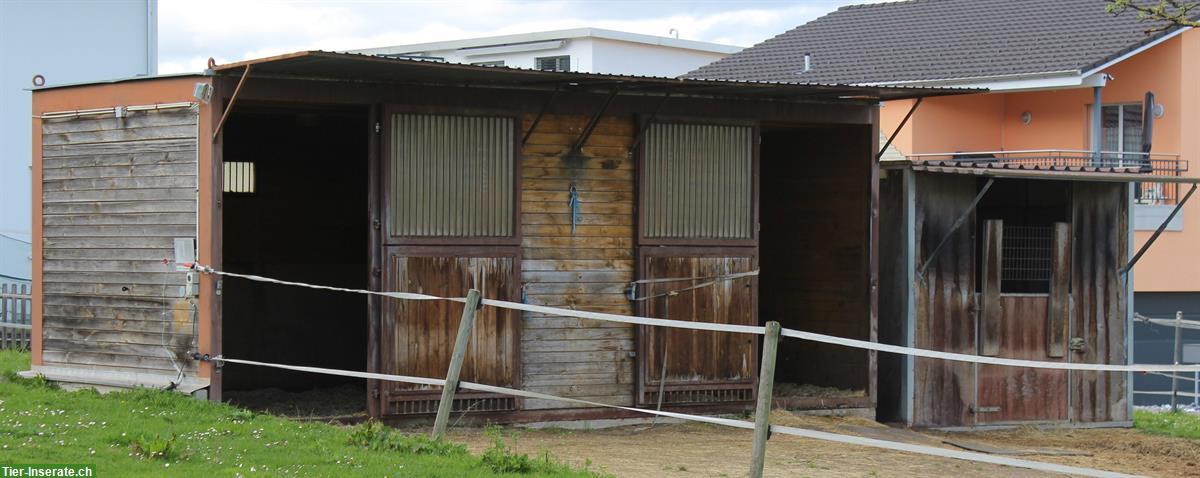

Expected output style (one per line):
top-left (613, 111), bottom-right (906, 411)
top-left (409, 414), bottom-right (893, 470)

top-left (156, 0), bottom-right (859, 73)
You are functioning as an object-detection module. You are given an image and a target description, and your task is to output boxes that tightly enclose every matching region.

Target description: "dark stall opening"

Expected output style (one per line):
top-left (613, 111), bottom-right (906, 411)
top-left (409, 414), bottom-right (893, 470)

top-left (758, 124), bottom-right (873, 401)
top-left (220, 104), bottom-right (370, 414)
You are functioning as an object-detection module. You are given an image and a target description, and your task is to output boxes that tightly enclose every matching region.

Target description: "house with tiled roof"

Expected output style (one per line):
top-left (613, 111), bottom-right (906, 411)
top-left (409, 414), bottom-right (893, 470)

top-left (691, 0), bottom-right (1200, 426)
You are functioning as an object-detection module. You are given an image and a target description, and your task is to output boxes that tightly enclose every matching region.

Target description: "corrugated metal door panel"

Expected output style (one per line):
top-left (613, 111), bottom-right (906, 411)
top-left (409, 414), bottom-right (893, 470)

top-left (643, 123), bottom-right (752, 239)
top-left (390, 114), bottom-right (514, 237)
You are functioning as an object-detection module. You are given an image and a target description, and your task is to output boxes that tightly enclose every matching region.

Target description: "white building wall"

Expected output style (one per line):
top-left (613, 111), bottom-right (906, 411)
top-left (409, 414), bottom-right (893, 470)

top-left (421, 38), bottom-right (595, 72)
top-left (0, 0), bottom-right (157, 237)
top-left (589, 38), bottom-right (730, 77)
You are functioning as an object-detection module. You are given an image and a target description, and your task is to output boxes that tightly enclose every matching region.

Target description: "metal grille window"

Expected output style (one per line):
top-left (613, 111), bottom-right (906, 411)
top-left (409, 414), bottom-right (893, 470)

top-left (642, 123), bottom-right (753, 240)
top-left (223, 162), bottom-right (255, 193)
top-left (389, 114), bottom-right (514, 237)
top-left (535, 55), bottom-right (570, 71)
top-left (1000, 225), bottom-right (1053, 293)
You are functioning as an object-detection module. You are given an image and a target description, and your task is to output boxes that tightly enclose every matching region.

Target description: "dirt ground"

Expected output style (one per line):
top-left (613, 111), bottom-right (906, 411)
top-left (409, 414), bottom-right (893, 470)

top-left (441, 412), bottom-right (1200, 477)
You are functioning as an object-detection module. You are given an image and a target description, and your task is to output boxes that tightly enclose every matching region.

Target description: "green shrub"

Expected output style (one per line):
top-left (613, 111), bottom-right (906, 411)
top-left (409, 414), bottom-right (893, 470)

top-left (130, 433), bottom-right (179, 461)
top-left (348, 420), bottom-right (467, 456)
top-left (480, 427), bottom-right (593, 475)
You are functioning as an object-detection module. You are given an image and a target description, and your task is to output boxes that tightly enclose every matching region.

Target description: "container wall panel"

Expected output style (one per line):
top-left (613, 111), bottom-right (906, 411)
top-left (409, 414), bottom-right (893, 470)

top-left (389, 114), bottom-right (514, 238)
top-left (39, 108), bottom-right (199, 376)
top-left (642, 123), bottom-right (752, 239)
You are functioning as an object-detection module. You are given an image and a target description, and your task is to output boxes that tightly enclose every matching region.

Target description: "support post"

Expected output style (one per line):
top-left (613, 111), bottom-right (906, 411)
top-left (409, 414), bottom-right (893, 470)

top-left (432, 289), bottom-right (483, 440)
top-left (750, 321), bottom-right (781, 478)
top-left (1173, 311), bottom-right (1183, 412)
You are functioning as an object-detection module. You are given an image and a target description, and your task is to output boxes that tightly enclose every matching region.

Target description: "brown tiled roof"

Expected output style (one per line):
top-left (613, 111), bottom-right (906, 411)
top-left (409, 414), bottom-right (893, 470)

top-left (686, 0), bottom-right (1184, 84)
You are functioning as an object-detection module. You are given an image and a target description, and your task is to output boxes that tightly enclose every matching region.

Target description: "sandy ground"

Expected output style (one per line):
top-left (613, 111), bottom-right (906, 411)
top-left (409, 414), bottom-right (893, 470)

top-left (441, 412), bottom-right (1200, 478)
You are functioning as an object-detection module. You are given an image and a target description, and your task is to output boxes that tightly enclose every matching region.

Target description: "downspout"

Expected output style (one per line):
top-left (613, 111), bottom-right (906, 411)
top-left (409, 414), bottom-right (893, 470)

top-left (1092, 85), bottom-right (1103, 165)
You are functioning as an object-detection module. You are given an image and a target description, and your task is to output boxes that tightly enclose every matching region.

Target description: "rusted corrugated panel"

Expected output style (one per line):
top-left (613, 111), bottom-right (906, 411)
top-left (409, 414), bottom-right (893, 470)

top-left (1070, 182), bottom-right (1128, 422)
top-left (390, 114), bottom-right (513, 237)
top-left (912, 173), bottom-right (977, 427)
top-left (643, 123), bottom-right (752, 239)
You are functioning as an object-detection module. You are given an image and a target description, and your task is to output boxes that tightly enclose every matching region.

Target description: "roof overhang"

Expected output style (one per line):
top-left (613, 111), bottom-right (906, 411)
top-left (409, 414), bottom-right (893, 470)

top-left (208, 51), bottom-right (979, 103)
top-left (887, 162), bottom-right (1200, 184)
top-left (352, 27), bottom-right (744, 56)
top-left (860, 27), bottom-right (1191, 93)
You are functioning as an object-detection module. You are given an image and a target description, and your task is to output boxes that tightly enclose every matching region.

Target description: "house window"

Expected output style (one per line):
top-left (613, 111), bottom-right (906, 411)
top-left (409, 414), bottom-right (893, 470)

top-left (223, 162), bottom-right (255, 193)
top-left (471, 60), bottom-right (505, 67)
top-left (1100, 103), bottom-right (1143, 160)
top-left (535, 55), bottom-right (570, 72)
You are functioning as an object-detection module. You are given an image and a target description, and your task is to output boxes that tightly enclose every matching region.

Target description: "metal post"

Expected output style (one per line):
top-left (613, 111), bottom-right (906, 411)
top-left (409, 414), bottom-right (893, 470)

top-left (1092, 86), bottom-right (1103, 165)
top-left (1172, 311), bottom-right (1182, 412)
top-left (432, 289), bottom-right (483, 440)
top-left (750, 321), bottom-right (781, 478)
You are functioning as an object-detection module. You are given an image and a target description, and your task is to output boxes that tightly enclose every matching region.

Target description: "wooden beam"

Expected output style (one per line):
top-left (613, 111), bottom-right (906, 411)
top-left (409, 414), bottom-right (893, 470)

top-left (1046, 222), bottom-right (1070, 358)
top-left (749, 321), bottom-right (781, 478)
top-left (980, 220), bottom-right (1003, 357)
top-left (211, 65), bottom-right (252, 143)
top-left (1124, 183), bottom-right (1197, 274)
top-left (876, 97), bottom-right (922, 162)
top-left (432, 289), bottom-right (482, 440)
top-left (917, 177), bottom-right (994, 277)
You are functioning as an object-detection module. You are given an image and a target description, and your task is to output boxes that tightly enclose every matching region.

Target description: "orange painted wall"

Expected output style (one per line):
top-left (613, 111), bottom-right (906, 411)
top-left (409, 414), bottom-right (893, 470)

top-left (882, 31), bottom-right (1199, 292)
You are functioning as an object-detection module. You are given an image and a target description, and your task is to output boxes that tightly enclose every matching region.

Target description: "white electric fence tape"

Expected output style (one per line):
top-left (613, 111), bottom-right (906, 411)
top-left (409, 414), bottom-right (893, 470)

top-left (214, 357), bottom-right (1136, 478)
top-left (186, 264), bottom-right (1200, 373)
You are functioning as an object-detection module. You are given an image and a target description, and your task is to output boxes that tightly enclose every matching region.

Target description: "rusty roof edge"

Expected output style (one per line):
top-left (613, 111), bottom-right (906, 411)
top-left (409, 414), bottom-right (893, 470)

top-left (205, 50), bottom-right (983, 100)
top-left (891, 163), bottom-right (1200, 184)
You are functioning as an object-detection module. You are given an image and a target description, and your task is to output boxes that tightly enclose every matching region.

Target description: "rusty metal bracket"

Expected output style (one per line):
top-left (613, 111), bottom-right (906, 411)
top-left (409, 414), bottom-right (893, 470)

top-left (877, 96), bottom-right (922, 162)
top-left (212, 64), bottom-right (252, 143)
top-left (1124, 183), bottom-right (1197, 275)
top-left (627, 93), bottom-right (672, 157)
top-left (565, 87), bottom-right (620, 160)
top-left (917, 177), bottom-right (995, 277)
top-left (522, 85), bottom-right (561, 146)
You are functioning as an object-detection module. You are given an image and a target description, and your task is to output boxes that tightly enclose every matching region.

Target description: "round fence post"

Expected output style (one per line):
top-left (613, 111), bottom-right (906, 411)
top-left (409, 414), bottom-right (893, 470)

top-left (750, 321), bottom-right (781, 478)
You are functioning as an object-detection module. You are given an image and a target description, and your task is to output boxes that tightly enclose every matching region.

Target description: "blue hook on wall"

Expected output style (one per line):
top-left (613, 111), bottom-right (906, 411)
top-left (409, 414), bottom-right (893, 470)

top-left (568, 184), bottom-right (581, 235)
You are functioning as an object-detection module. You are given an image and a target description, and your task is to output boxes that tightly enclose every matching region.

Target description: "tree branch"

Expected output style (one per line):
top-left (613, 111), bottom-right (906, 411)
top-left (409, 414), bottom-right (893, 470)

top-left (1107, 0), bottom-right (1200, 29)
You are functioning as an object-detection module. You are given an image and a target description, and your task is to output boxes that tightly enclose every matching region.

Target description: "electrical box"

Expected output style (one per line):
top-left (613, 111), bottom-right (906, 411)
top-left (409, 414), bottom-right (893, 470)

top-left (185, 271), bottom-right (202, 298)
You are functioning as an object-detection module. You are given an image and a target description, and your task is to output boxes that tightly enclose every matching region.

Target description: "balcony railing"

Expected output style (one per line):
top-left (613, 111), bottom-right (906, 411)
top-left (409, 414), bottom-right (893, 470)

top-left (905, 149), bottom-right (1186, 205)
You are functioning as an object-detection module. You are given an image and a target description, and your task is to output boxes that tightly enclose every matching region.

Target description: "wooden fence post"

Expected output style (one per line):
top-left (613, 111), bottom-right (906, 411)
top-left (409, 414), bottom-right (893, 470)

top-left (432, 289), bottom-right (482, 440)
top-left (750, 321), bottom-right (781, 478)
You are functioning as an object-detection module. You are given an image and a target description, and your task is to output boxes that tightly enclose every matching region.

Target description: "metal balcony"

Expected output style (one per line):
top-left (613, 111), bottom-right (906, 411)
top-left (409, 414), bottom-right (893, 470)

top-left (904, 149), bottom-right (1186, 205)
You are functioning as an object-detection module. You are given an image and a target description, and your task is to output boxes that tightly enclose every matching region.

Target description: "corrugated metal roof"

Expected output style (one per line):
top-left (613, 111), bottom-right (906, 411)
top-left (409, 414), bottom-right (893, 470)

top-left (686, 0), bottom-right (1187, 85)
top-left (208, 50), bottom-right (976, 102)
top-left (895, 161), bottom-right (1200, 183)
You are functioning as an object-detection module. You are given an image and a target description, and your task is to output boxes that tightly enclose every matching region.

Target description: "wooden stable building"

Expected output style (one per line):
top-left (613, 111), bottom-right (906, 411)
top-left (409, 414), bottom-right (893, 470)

top-left (878, 157), bottom-right (1198, 428)
top-left (27, 51), bottom-right (966, 422)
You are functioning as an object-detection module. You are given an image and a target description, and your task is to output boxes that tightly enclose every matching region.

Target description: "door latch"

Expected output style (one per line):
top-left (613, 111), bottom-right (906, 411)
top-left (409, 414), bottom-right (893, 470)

top-left (1069, 337), bottom-right (1086, 352)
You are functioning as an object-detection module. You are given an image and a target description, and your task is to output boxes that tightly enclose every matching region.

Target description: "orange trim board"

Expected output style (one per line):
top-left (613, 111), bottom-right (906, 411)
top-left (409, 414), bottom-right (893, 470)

top-left (30, 77), bottom-right (213, 372)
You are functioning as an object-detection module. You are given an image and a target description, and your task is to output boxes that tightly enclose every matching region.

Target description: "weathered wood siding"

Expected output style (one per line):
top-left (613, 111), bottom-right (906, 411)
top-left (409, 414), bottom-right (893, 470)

top-left (519, 114), bottom-right (636, 409)
top-left (912, 173), bottom-right (977, 427)
top-left (975, 295), bottom-right (1068, 423)
top-left (40, 108), bottom-right (199, 375)
top-left (1070, 182), bottom-right (1129, 422)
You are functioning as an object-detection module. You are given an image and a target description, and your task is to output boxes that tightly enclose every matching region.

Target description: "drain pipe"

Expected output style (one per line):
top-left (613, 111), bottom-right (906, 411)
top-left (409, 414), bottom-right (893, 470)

top-left (1092, 84), bottom-right (1103, 165)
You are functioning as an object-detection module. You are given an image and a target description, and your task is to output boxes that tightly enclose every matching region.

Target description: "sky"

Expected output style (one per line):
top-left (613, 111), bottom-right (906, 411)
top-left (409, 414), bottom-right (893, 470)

top-left (158, 0), bottom-right (874, 74)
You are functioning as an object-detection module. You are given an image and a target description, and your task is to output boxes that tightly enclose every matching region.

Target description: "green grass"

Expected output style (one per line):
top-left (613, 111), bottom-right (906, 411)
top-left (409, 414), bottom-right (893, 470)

top-left (0, 350), bottom-right (604, 477)
top-left (1134, 408), bottom-right (1200, 439)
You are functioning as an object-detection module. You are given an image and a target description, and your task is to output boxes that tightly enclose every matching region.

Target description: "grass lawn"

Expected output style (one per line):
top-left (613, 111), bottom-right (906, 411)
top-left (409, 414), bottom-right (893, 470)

top-left (1134, 408), bottom-right (1200, 440)
top-left (0, 350), bottom-right (604, 477)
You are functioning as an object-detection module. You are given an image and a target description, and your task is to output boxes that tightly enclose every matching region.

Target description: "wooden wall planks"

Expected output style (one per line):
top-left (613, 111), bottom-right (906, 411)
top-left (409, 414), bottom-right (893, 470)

top-left (519, 113), bottom-right (637, 409)
top-left (39, 108), bottom-right (199, 377)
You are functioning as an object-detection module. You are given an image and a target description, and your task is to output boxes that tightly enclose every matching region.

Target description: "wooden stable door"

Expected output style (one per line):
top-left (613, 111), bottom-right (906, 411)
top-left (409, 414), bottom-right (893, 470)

top-left (638, 254), bottom-right (757, 405)
top-left (380, 248), bottom-right (519, 415)
top-left (975, 221), bottom-right (1071, 424)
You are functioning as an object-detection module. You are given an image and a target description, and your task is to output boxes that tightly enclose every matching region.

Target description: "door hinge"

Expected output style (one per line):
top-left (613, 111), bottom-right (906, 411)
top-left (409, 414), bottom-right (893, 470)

top-left (370, 388), bottom-right (380, 399)
top-left (375, 122), bottom-right (381, 134)
top-left (372, 218), bottom-right (381, 230)
top-left (971, 405), bottom-right (1000, 414)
